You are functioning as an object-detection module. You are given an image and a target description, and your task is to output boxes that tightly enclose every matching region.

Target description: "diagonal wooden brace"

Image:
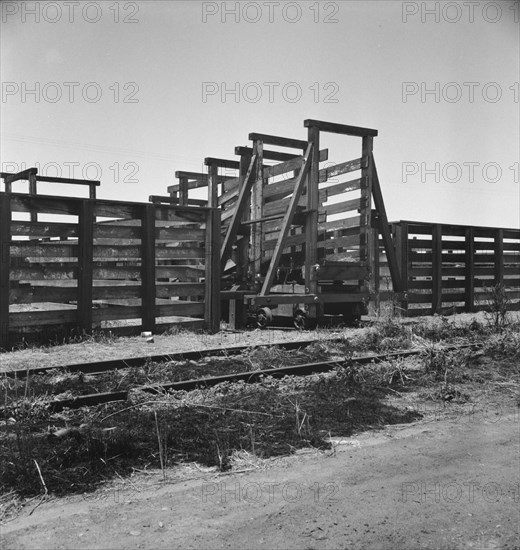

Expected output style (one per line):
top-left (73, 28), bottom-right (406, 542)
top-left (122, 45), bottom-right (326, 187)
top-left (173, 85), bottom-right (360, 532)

top-left (371, 154), bottom-right (403, 292)
top-left (220, 154), bottom-right (257, 272)
top-left (259, 143), bottom-right (313, 296)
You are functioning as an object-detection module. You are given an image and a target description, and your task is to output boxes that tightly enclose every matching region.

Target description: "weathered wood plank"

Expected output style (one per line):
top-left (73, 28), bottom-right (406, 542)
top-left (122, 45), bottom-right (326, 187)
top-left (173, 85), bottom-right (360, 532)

top-left (248, 133), bottom-right (307, 150)
top-left (317, 264), bottom-right (369, 281)
top-left (263, 157), bottom-right (304, 179)
top-left (155, 265), bottom-right (205, 280)
top-left (141, 204), bottom-right (156, 332)
top-left (319, 216), bottom-right (361, 232)
top-left (304, 119), bottom-right (378, 137)
top-left (205, 208), bottom-right (221, 332)
top-left (11, 221), bottom-right (79, 239)
top-left (157, 302), bottom-right (205, 317)
top-left (0, 195), bottom-right (11, 348)
top-left (77, 201), bottom-right (94, 332)
top-left (321, 197), bottom-right (363, 217)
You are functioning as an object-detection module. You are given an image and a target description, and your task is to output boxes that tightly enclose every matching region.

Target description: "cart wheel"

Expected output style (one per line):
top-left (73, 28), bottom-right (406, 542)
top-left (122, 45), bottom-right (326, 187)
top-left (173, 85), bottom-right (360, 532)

top-left (293, 309), bottom-right (308, 330)
top-left (256, 307), bottom-right (272, 329)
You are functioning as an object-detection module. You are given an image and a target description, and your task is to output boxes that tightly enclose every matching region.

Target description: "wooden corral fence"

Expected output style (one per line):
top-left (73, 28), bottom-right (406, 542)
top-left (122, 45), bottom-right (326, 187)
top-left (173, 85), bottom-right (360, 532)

top-left (375, 220), bottom-right (520, 316)
top-left (158, 119), bottom-right (403, 328)
top-left (0, 171), bottom-right (220, 349)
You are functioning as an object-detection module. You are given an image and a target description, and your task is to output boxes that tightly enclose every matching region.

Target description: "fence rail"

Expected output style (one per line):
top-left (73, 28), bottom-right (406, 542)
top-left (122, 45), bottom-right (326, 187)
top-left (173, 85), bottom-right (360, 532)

top-left (376, 220), bottom-right (520, 316)
top-left (0, 192), bottom-right (220, 348)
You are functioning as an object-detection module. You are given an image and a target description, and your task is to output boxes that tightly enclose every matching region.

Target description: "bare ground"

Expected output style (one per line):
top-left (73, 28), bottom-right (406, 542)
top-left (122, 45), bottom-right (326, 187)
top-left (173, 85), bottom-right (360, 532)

top-left (1, 402), bottom-right (519, 550)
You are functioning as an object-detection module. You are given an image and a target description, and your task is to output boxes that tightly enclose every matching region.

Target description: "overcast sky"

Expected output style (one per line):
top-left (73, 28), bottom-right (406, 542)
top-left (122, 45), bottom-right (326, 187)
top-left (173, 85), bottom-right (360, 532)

top-left (1, 0), bottom-right (519, 227)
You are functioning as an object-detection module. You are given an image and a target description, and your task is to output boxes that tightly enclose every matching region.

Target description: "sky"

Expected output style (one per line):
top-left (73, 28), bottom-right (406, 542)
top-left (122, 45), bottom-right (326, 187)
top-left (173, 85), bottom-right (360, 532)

top-left (1, 0), bottom-right (519, 228)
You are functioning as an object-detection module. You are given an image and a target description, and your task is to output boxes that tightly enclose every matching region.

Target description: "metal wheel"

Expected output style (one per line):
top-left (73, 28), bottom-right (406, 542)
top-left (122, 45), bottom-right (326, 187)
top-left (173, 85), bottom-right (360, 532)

top-left (293, 309), bottom-right (308, 330)
top-left (255, 307), bottom-right (272, 329)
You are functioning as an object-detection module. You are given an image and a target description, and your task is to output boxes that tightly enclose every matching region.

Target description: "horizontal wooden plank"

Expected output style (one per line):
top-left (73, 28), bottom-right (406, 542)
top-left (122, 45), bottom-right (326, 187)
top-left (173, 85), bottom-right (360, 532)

top-left (321, 177), bottom-right (363, 198)
top-left (10, 194), bottom-right (80, 216)
top-left (409, 252), bottom-right (466, 263)
top-left (156, 227), bottom-right (205, 241)
top-left (92, 306), bottom-right (142, 322)
top-left (204, 157), bottom-right (240, 170)
top-left (149, 195), bottom-right (207, 207)
top-left (10, 284), bottom-right (77, 304)
top-left (263, 233), bottom-right (307, 251)
top-left (264, 192), bottom-right (325, 218)
top-left (263, 176), bottom-right (298, 201)
top-left (317, 264), bottom-right (369, 281)
top-left (263, 157), bottom-right (304, 179)
top-left (37, 175), bottom-right (100, 186)
top-left (94, 224), bottom-right (141, 241)
top-left (409, 239), bottom-right (465, 250)
top-left (156, 282), bottom-right (205, 297)
top-left (318, 159), bottom-right (364, 183)
top-left (10, 243), bottom-right (77, 259)
top-left (324, 250), bottom-right (364, 262)
top-left (155, 265), bottom-right (205, 280)
top-left (10, 266), bottom-right (77, 280)
top-left (236, 147), bottom-right (329, 163)
top-left (319, 216), bottom-right (361, 232)
top-left (248, 133), bottom-right (308, 150)
top-left (10, 308), bottom-right (77, 327)
top-left (155, 205), bottom-right (206, 223)
top-left (475, 241), bottom-right (519, 251)
top-left (93, 201), bottom-right (141, 219)
top-left (156, 301), bottom-right (204, 317)
top-left (304, 119), bottom-right (378, 137)
top-left (318, 234), bottom-right (362, 249)
top-left (11, 221), bottom-right (78, 238)
top-left (321, 198), bottom-right (363, 217)
top-left (1, 167), bottom-right (37, 184)
top-left (173, 171), bottom-right (229, 183)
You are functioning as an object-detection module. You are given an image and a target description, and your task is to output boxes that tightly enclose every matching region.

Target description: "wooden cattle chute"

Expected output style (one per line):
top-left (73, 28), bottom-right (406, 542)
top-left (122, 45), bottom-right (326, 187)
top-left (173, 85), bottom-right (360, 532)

top-left (376, 221), bottom-right (520, 316)
top-left (158, 119), bottom-right (403, 328)
top-left (0, 171), bottom-right (220, 349)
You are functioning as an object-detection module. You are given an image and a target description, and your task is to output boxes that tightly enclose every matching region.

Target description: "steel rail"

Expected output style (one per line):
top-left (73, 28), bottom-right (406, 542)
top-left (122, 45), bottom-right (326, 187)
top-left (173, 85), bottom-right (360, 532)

top-left (33, 342), bottom-right (480, 412)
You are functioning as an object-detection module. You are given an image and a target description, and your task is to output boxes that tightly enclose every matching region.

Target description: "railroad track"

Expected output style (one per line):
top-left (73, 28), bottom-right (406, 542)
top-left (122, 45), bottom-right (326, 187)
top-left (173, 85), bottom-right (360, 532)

top-left (2, 336), bottom-right (348, 378)
top-left (3, 342), bottom-right (482, 413)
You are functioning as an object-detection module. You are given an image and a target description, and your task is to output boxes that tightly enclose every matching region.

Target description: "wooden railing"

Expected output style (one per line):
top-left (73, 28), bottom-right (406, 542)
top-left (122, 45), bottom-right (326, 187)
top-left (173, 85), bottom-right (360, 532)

top-left (375, 220), bottom-right (520, 316)
top-left (0, 193), bottom-right (220, 348)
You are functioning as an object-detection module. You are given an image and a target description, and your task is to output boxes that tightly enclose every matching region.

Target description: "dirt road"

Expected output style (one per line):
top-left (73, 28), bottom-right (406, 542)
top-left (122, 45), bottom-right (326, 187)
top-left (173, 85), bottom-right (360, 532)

top-left (2, 405), bottom-right (519, 550)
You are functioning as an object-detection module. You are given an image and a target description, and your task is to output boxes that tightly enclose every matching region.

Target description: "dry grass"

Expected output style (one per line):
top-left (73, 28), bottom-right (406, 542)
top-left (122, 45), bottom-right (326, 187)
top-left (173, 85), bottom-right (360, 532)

top-left (1, 309), bottom-right (519, 502)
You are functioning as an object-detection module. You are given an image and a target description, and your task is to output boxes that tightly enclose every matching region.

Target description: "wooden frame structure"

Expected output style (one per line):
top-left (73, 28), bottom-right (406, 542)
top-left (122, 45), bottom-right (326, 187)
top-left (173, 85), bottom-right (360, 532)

top-left (0, 169), bottom-right (220, 349)
top-left (163, 118), bottom-right (404, 328)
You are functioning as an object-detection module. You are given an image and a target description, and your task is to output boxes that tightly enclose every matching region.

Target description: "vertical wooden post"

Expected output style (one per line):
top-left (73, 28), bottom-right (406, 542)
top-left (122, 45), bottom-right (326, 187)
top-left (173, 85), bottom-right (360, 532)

top-left (141, 203), bottom-right (156, 332)
top-left (77, 200), bottom-right (94, 334)
top-left (494, 228), bottom-right (504, 286)
top-left (465, 226), bottom-right (475, 312)
top-left (0, 194), bottom-right (11, 349)
top-left (306, 124), bottom-right (320, 320)
top-left (251, 140), bottom-right (264, 282)
top-left (179, 177), bottom-right (189, 206)
top-left (207, 164), bottom-right (219, 208)
top-left (371, 223), bottom-right (380, 315)
top-left (432, 224), bottom-right (442, 314)
top-left (205, 207), bottom-right (221, 333)
top-left (28, 170), bottom-right (38, 225)
top-left (360, 137), bottom-right (373, 266)
top-left (229, 153), bottom-right (251, 330)
top-left (89, 183), bottom-right (96, 199)
top-left (394, 222), bottom-right (409, 315)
